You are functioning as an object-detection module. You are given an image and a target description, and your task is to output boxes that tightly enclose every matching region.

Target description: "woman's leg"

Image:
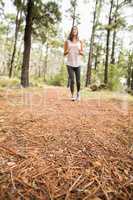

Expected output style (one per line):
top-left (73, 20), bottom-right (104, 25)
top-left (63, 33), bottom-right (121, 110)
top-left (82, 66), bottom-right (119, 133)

top-left (75, 66), bottom-right (81, 93)
top-left (66, 65), bottom-right (70, 88)
top-left (67, 65), bottom-right (75, 96)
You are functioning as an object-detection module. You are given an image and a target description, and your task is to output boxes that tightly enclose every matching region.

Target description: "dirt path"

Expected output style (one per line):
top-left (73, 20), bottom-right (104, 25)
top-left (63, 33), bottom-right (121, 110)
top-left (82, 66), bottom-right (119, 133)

top-left (0, 86), bottom-right (133, 200)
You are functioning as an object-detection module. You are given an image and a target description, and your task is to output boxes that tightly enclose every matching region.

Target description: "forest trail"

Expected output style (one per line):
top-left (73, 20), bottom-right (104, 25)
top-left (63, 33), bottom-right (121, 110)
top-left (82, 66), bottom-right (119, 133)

top-left (0, 86), bottom-right (133, 200)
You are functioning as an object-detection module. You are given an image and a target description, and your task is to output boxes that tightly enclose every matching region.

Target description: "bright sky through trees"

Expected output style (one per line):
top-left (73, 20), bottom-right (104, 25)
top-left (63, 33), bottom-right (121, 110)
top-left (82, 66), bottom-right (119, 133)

top-left (4, 0), bottom-right (133, 49)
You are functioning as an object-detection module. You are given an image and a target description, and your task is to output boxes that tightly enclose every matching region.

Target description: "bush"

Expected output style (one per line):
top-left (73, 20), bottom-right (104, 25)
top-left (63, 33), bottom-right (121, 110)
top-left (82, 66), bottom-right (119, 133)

top-left (90, 63), bottom-right (126, 91)
top-left (0, 76), bottom-right (19, 88)
top-left (30, 76), bottom-right (45, 87)
top-left (47, 74), bottom-right (67, 86)
top-left (108, 64), bottom-right (124, 91)
top-left (46, 64), bottom-right (67, 86)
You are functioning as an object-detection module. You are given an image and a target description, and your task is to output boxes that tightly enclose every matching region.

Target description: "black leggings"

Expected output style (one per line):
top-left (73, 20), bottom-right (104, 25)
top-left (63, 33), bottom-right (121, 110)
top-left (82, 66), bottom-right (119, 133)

top-left (67, 65), bottom-right (80, 94)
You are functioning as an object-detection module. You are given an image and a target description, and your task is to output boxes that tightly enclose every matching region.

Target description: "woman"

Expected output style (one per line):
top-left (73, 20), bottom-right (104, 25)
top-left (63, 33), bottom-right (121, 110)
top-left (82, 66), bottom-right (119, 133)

top-left (64, 26), bottom-right (83, 101)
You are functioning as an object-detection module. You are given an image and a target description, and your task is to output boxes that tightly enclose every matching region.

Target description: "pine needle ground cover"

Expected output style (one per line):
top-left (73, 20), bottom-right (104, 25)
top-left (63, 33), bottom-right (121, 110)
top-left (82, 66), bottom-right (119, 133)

top-left (0, 87), bottom-right (133, 200)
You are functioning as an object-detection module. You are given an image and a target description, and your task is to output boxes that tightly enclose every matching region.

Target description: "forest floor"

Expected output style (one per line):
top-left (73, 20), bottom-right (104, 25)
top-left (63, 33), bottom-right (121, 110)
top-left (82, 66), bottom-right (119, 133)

top-left (0, 86), bottom-right (133, 200)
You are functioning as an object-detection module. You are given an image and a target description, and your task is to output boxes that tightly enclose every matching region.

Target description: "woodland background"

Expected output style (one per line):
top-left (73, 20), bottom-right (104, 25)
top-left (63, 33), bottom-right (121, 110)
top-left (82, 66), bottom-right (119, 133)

top-left (0, 0), bottom-right (132, 91)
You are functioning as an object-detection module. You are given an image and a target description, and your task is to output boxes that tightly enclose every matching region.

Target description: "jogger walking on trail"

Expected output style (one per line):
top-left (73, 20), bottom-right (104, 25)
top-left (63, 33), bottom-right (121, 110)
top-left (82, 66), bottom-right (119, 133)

top-left (64, 26), bottom-right (84, 101)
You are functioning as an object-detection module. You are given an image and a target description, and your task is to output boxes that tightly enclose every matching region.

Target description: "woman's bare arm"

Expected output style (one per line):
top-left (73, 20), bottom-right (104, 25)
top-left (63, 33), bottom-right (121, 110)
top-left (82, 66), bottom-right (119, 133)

top-left (64, 41), bottom-right (69, 56)
top-left (79, 40), bottom-right (84, 56)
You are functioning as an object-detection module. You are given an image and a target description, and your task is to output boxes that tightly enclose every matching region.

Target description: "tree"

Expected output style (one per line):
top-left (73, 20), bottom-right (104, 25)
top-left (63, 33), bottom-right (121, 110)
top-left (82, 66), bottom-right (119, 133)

top-left (85, 0), bottom-right (102, 86)
top-left (94, 43), bottom-right (103, 70)
top-left (127, 54), bottom-right (131, 88)
top-left (131, 67), bottom-right (133, 90)
top-left (104, 0), bottom-right (114, 84)
top-left (33, 17), bottom-right (59, 81)
top-left (21, 0), bottom-right (33, 87)
top-left (9, 0), bottom-right (25, 78)
top-left (104, 0), bottom-right (132, 84)
top-left (67, 0), bottom-right (80, 27)
top-left (110, 0), bottom-right (119, 64)
top-left (0, 0), bottom-right (4, 17)
top-left (21, 0), bottom-right (61, 87)
top-left (0, 13), bottom-right (18, 75)
top-left (110, 0), bottom-right (131, 65)
top-left (127, 52), bottom-right (133, 90)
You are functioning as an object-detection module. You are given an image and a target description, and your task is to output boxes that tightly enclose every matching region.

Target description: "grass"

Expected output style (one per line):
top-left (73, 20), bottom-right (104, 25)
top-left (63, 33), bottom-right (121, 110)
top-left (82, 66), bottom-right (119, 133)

top-left (0, 76), bottom-right (47, 89)
top-left (0, 76), bottom-right (133, 103)
top-left (80, 87), bottom-right (133, 102)
top-left (0, 76), bottom-right (20, 88)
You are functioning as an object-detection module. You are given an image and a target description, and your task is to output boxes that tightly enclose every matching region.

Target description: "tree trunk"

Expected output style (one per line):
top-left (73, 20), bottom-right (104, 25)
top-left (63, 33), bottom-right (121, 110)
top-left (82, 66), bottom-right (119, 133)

top-left (111, 29), bottom-right (116, 64)
top-left (111, 0), bottom-right (119, 65)
top-left (9, 10), bottom-right (19, 78)
top-left (9, 0), bottom-right (25, 78)
top-left (21, 0), bottom-right (33, 87)
top-left (38, 45), bottom-right (43, 77)
top-left (131, 68), bottom-right (133, 90)
top-left (44, 42), bottom-right (49, 81)
top-left (104, 0), bottom-right (114, 84)
top-left (71, 0), bottom-right (77, 27)
top-left (16, 37), bottom-right (23, 68)
top-left (72, 2), bottom-right (76, 26)
top-left (127, 54), bottom-right (133, 89)
top-left (85, 0), bottom-right (98, 86)
top-left (127, 65), bottom-right (131, 88)
top-left (127, 55), bottom-right (131, 88)
top-left (95, 56), bottom-right (97, 70)
top-left (94, 45), bottom-right (100, 70)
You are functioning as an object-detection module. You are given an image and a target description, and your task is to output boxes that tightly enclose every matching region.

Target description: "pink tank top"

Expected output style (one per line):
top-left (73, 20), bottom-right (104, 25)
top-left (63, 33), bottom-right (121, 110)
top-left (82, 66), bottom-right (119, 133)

top-left (66, 40), bottom-right (81, 67)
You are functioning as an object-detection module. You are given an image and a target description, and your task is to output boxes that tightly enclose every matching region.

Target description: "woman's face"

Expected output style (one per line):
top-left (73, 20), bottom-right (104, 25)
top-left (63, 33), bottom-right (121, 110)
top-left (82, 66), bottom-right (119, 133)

top-left (72, 27), bottom-right (78, 36)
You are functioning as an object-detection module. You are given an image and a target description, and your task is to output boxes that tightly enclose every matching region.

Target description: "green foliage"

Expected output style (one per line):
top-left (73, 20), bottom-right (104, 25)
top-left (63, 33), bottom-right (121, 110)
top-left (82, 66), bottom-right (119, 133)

top-left (33, 1), bottom-right (61, 25)
top-left (91, 69), bottom-right (101, 85)
top-left (47, 64), bottom-right (67, 86)
top-left (0, 23), bottom-right (7, 37)
top-left (91, 58), bottom-right (127, 91)
top-left (0, 0), bottom-right (4, 16)
top-left (13, 0), bottom-right (62, 45)
top-left (66, 0), bottom-right (80, 25)
top-left (108, 64), bottom-right (124, 91)
top-left (5, 13), bottom-right (16, 23)
top-left (29, 0), bottom-right (62, 54)
top-left (30, 76), bottom-right (45, 87)
top-left (106, 51), bottom-right (128, 91)
top-left (112, 16), bottom-right (126, 29)
top-left (13, 0), bottom-right (25, 11)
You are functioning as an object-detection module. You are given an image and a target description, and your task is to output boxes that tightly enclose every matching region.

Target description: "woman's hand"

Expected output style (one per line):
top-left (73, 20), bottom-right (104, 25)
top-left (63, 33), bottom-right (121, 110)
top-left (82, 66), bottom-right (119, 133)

top-left (79, 50), bottom-right (83, 56)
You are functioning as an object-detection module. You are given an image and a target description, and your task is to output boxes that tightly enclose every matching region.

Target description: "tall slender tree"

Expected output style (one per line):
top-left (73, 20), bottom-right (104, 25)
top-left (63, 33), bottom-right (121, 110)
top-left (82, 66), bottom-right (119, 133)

top-left (85, 0), bottom-right (100, 86)
top-left (71, 0), bottom-right (78, 26)
top-left (44, 42), bottom-right (49, 80)
top-left (131, 68), bottom-right (133, 90)
top-left (104, 0), bottom-right (114, 84)
top-left (111, 0), bottom-right (119, 64)
top-left (110, 0), bottom-right (132, 65)
top-left (9, 0), bottom-right (25, 78)
top-left (127, 52), bottom-right (133, 90)
top-left (127, 53), bottom-right (132, 88)
top-left (67, 0), bottom-right (80, 27)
